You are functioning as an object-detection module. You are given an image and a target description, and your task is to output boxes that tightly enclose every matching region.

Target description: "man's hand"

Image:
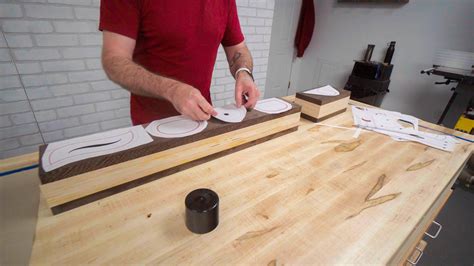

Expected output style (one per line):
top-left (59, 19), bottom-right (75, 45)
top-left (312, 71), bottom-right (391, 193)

top-left (102, 31), bottom-right (215, 121)
top-left (167, 84), bottom-right (217, 121)
top-left (235, 71), bottom-right (260, 109)
top-left (223, 42), bottom-right (258, 108)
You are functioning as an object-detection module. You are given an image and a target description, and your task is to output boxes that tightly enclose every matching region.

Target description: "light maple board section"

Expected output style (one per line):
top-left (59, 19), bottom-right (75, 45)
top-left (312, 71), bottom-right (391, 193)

top-left (295, 96), bottom-right (349, 121)
top-left (30, 102), bottom-right (473, 265)
top-left (392, 188), bottom-right (452, 265)
top-left (0, 152), bottom-right (38, 172)
top-left (294, 89), bottom-right (350, 122)
top-left (40, 112), bottom-right (301, 210)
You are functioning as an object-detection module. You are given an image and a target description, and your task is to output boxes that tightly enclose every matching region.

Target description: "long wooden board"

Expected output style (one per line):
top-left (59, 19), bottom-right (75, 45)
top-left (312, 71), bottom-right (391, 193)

top-left (29, 102), bottom-right (473, 264)
top-left (39, 103), bottom-right (300, 184)
top-left (39, 102), bottom-right (301, 214)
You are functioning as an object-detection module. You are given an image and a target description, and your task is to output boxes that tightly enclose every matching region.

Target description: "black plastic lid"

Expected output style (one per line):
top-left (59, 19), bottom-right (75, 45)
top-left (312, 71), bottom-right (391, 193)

top-left (185, 188), bottom-right (219, 234)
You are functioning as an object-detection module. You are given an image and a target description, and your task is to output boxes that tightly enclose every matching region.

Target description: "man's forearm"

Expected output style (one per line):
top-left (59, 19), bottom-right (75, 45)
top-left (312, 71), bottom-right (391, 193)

top-left (225, 43), bottom-right (254, 78)
top-left (102, 54), bottom-right (179, 100)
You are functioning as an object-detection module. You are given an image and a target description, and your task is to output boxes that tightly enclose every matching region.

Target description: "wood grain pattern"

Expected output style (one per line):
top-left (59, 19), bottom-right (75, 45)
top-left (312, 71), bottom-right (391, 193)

top-left (295, 94), bottom-right (350, 122)
top-left (295, 89), bottom-right (351, 105)
top-left (29, 101), bottom-right (473, 264)
top-left (334, 139), bottom-right (362, 152)
top-left (391, 188), bottom-right (453, 265)
top-left (406, 159), bottom-right (436, 171)
top-left (0, 152), bottom-right (39, 172)
top-left (405, 240), bottom-right (427, 266)
top-left (40, 111), bottom-right (301, 213)
top-left (50, 126), bottom-right (298, 214)
top-left (39, 101), bottom-right (300, 184)
top-left (300, 109), bottom-right (347, 122)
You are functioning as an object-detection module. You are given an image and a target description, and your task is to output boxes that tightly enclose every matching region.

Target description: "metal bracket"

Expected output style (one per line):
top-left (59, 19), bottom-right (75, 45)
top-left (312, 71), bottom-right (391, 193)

top-left (424, 220), bottom-right (442, 239)
top-left (407, 247), bottom-right (423, 265)
top-left (406, 246), bottom-right (424, 265)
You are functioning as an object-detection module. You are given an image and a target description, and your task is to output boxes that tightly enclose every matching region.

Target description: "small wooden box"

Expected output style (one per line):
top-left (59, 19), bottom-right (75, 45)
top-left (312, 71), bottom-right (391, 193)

top-left (295, 89), bottom-right (351, 122)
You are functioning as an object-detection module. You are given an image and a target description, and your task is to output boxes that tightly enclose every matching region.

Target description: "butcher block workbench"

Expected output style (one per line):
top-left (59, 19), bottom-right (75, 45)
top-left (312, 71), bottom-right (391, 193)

top-left (1, 100), bottom-right (472, 265)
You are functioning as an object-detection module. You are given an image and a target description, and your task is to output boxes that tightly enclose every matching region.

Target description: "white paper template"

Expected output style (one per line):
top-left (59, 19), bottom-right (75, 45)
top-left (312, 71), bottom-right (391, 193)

top-left (146, 115), bottom-right (208, 138)
top-left (42, 125), bottom-right (153, 172)
top-left (374, 128), bottom-right (456, 152)
top-left (304, 85), bottom-right (340, 96)
top-left (254, 98), bottom-right (292, 114)
top-left (352, 106), bottom-right (419, 134)
top-left (352, 106), bottom-right (457, 152)
top-left (213, 104), bottom-right (247, 123)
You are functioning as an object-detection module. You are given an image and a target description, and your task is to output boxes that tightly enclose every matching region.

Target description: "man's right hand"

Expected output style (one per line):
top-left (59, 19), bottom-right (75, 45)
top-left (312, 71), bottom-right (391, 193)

top-left (167, 84), bottom-right (217, 121)
top-left (102, 31), bottom-right (216, 122)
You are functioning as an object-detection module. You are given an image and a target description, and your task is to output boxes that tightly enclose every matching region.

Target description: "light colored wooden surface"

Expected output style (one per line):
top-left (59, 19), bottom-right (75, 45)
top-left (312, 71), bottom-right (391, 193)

top-left (295, 96), bottom-right (349, 119)
top-left (41, 113), bottom-right (300, 209)
top-left (393, 188), bottom-right (452, 265)
top-left (24, 102), bottom-right (472, 264)
top-left (0, 152), bottom-right (38, 172)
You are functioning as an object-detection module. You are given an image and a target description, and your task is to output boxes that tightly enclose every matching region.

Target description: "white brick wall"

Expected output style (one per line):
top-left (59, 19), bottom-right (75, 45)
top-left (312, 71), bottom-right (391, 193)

top-left (0, 0), bottom-right (274, 159)
top-left (211, 0), bottom-right (274, 107)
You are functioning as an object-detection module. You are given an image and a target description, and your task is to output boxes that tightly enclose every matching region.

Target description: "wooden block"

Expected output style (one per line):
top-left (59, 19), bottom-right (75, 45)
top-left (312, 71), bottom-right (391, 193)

top-left (295, 89), bottom-right (350, 122)
top-left (38, 100), bottom-right (301, 214)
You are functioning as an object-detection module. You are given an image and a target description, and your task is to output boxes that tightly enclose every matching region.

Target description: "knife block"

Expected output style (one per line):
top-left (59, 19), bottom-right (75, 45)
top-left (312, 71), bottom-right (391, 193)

top-left (295, 89), bottom-right (351, 122)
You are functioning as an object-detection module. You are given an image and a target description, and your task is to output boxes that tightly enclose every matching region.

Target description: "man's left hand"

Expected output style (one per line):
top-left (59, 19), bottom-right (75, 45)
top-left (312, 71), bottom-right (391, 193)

top-left (235, 71), bottom-right (260, 109)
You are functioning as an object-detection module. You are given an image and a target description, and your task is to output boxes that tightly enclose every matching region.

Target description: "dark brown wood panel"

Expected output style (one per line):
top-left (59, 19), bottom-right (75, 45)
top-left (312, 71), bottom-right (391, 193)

top-left (50, 126), bottom-right (299, 214)
top-left (296, 89), bottom-right (351, 105)
top-left (300, 109), bottom-right (347, 123)
top-left (39, 100), bottom-right (301, 184)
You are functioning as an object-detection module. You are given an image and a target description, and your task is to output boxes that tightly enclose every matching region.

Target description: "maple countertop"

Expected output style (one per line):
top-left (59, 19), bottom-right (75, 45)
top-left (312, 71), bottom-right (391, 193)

top-left (2, 100), bottom-right (472, 265)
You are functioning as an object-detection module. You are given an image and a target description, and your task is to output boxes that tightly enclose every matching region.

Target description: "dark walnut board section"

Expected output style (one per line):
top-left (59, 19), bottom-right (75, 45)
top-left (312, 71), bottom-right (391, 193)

top-left (295, 89), bottom-right (351, 106)
top-left (39, 100), bottom-right (301, 214)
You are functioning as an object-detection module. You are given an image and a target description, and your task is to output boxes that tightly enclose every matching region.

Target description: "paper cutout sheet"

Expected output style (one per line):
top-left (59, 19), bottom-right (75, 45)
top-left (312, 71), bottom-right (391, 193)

top-left (254, 98), bottom-right (292, 114)
top-left (213, 104), bottom-right (247, 123)
top-left (352, 106), bottom-right (457, 152)
top-left (304, 85), bottom-right (340, 96)
top-left (42, 125), bottom-right (153, 172)
top-left (352, 106), bottom-right (419, 134)
top-left (146, 115), bottom-right (208, 138)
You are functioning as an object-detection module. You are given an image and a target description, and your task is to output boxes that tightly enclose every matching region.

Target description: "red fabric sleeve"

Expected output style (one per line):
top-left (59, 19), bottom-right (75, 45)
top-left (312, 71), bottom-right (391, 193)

top-left (99, 0), bottom-right (140, 40)
top-left (221, 0), bottom-right (245, 47)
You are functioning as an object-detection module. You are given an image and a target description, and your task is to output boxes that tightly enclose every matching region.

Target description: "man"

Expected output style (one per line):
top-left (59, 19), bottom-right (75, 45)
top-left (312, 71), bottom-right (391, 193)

top-left (99, 0), bottom-right (260, 125)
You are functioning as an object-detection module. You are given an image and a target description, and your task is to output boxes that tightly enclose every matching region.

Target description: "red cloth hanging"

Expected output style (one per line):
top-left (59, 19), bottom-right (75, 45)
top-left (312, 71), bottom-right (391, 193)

top-left (294, 0), bottom-right (315, 57)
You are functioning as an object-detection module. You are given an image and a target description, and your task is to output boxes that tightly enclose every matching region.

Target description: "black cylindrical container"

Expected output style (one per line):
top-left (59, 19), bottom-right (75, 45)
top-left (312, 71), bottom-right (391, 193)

top-left (363, 44), bottom-right (375, 62)
top-left (185, 188), bottom-right (219, 234)
top-left (384, 41), bottom-right (396, 65)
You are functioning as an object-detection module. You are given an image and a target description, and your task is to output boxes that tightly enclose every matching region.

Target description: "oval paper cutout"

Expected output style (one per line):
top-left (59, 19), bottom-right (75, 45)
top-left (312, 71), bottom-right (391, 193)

top-left (213, 104), bottom-right (247, 123)
top-left (146, 115), bottom-right (208, 138)
top-left (254, 98), bottom-right (292, 114)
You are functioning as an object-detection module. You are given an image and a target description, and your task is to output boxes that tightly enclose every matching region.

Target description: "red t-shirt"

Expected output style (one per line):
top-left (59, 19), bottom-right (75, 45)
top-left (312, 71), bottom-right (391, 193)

top-left (99, 0), bottom-right (244, 125)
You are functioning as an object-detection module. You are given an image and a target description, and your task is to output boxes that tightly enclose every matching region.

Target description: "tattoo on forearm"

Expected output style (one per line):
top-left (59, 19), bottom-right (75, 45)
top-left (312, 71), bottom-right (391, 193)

top-left (228, 46), bottom-right (254, 78)
top-left (229, 52), bottom-right (241, 68)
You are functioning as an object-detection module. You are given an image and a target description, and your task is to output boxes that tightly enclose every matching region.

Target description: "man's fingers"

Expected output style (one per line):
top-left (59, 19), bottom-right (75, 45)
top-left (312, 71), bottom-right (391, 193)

top-left (235, 86), bottom-right (243, 107)
top-left (198, 98), bottom-right (217, 116)
top-left (188, 108), bottom-right (210, 121)
top-left (192, 103), bottom-right (211, 120)
top-left (180, 102), bottom-right (210, 121)
top-left (244, 87), bottom-right (259, 109)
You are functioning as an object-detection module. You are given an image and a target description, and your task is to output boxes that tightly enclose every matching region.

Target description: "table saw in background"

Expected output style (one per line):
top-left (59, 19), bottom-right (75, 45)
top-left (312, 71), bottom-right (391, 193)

top-left (421, 49), bottom-right (474, 128)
